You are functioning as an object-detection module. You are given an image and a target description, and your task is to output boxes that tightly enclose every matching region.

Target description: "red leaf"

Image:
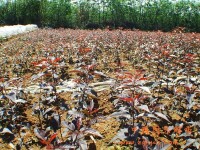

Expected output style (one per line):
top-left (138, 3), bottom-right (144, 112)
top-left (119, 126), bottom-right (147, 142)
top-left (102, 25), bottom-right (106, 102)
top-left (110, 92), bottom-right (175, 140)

top-left (185, 53), bottom-right (194, 58)
top-left (31, 62), bottom-right (39, 66)
top-left (46, 144), bottom-right (54, 150)
top-left (40, 139), bottom-right (49, 145)
top-left (40, 133), bottom-right (57, 146)
top-left (163, 51), bottom-right (169, 57)
top-left (89, 109), bottom-right (99, 115)
top-left (139, 77), bottom-right (147, 80)
top-left (76, 117), bottom-right (82, 130)
top-left (116, 74), bottom-right (126, 80)
top-left (52, 57), bottom-right (61, 63)
top-left (184, 86), bottom-right (191, 91)
top-left (0, 78), bottom-right (4, 82)
top-left (119, 97), bottom-right (134, 102)
top-left (134, 95), bottom-right (140, 100)
top-left (49, 133), bottom-right (57, 143)
top-left (79, 48), bottom-right (91, 54)
top-left (41, 65), bottom-right (47, 69)
top-left (44, 73), bottom-right (52, 77)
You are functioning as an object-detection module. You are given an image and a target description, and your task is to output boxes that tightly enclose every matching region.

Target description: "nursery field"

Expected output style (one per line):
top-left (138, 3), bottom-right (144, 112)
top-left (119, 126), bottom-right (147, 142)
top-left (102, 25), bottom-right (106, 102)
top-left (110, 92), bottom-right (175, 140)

top-left (0, 29), bottom-right (200, 150)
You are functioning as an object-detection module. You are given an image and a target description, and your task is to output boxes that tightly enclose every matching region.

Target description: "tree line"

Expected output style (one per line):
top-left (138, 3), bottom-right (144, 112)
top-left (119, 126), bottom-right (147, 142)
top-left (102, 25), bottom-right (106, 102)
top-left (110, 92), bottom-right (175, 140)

top-left (0, 0), bottom-right (199, 32)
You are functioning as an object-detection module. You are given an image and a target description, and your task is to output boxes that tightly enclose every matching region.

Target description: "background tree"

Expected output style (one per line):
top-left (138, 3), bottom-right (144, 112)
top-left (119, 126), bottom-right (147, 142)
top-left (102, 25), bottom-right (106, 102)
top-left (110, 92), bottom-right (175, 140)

top-left (0, 0), bottom-right (199, 32)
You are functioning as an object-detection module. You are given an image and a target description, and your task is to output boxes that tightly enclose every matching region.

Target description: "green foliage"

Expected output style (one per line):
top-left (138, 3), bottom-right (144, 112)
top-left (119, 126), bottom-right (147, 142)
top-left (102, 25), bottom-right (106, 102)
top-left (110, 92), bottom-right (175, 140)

top-left (0, 0), bottom-right (199, 32)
